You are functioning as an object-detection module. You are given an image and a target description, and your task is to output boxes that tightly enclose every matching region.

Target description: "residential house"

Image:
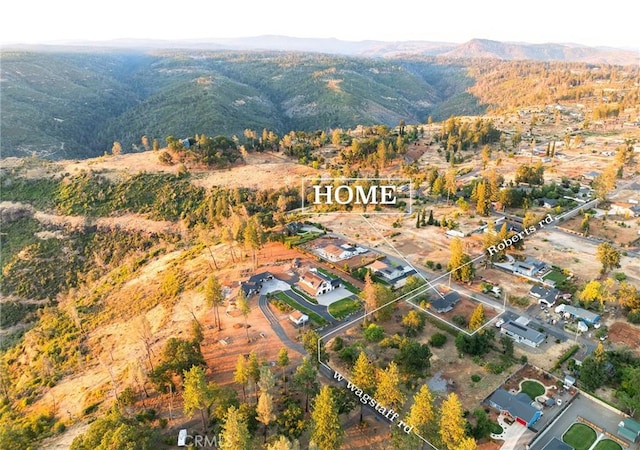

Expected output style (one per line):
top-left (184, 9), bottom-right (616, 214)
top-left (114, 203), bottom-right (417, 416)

top-left (554, 304), bottom-right (600, 325)
top-left (318, 243), bottom-right (354, 262)
top-left (285, 222), bottom-right (304, 236)
top-left (367, 258), bottom-right (416, 288)
top-left (543, 438), bottom-right (572, 450)
top-left (487, 389), bottom-right (543, 427)
top-left (529, 286), bottom-right (560, 307)
top-left (541, 198), bottom-right (559, 209)
top-left (500, 320), bottom-right (546, 347)
top-left (512, 257), bottom-right (548, 278)
top-left (298, 269), bottom-right (340, 297)
top-left (241, 272), bottom-right (274, 297)
top-left (429, 292), bottom-right (460, 313)
top-left (289, 311), bottom-right (309, 326)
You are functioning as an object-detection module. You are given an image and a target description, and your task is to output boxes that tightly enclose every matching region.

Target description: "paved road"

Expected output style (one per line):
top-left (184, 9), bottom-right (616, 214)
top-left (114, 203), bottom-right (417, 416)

top-left (257, 295), bottom-right (305, 355)
top-left (284, 289), bottom-right (336, 323)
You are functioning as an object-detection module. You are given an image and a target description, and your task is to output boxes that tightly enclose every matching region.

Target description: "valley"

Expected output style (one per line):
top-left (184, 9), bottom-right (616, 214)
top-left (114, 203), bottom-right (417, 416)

top-left (1, 44), bottom-right (640, 450)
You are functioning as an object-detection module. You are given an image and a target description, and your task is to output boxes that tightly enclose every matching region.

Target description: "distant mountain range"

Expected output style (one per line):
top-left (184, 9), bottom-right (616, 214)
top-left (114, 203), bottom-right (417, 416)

top-left (1, 36), bottom-right (637, 160)
top-left (0, 51), bottom-right (483, 159)
top-left (14, 35), bottom-right (638, 65)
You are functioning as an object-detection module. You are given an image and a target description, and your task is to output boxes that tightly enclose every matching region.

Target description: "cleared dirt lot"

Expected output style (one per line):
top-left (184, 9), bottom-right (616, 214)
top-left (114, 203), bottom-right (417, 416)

top-left (608, 321), bottom-right (640, 355)
top-left (560, 214), bottom-right (640, 247)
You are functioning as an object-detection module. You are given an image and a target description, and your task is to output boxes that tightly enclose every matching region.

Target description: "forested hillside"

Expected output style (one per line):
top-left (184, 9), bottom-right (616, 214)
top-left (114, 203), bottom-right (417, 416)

top-left (1, 50), bottom-right (483, 159)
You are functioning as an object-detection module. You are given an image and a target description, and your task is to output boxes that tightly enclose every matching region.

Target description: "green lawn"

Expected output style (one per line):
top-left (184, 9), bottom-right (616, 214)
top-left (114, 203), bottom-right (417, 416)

top-left (563, 423), bottom-right (597, 450)
top-left (543, 268), bottom-right (568, 284)
top-left (328, 298), bottom-right (362, 320)
top-left (593, 440), bottom-right (622, 450)
top-left (520, 380), bottom-right (545, 400)
top-left (271, 291), bottom-right (328, 327)
top-left (284, 231), bottom-right (320, 246)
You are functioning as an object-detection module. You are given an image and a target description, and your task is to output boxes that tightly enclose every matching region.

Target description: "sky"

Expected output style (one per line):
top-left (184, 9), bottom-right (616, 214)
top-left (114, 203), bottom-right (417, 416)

top-left (1, 0), bottom-right (638, 50)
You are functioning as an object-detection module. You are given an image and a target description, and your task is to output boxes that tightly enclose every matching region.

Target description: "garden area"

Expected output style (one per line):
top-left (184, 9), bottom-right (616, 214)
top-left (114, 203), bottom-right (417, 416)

top-left (270, 291), bottom-right (328, 327)
top-left (592, 439), bottom-right (622, 450)
top-left (563, 423), bottom-right (597, 450)
top-left (327, 297), bottom-right (362, 320)
top-left (520, 380), bottom-right (546, 400)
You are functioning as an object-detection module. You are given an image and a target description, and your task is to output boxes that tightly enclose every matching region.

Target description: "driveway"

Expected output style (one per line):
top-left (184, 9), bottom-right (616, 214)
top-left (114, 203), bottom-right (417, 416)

top-left (314, 287), bottom-right (355, 306)
top-left (284, 289), bottom-right (335, 323)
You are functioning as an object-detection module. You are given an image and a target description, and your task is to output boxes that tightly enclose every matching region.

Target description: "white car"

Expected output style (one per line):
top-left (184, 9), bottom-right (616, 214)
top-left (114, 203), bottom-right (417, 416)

top-left (496, 319), bottom-right (505, 328)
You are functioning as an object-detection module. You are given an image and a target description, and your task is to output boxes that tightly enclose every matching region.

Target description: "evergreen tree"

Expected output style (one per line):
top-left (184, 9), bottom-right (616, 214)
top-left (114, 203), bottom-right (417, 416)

top-left (237, 289), bottom-right (251, 343)
top-left (234, 354), bottom-right (249, 401)
top-left (256, 391), bottom-right (276, 442)
top-left (427, 210), bottom-right (434, 225)
top-left (220, 405), bottom-right (251, 450)
top-left (294, 356), bottom-right (318, 412)
top-left (182, 366), bottom-right (216, 431)
top-left (247, 350), bottom-right (261, 403)
top-left (258, 366), bottom-right (276, 394)
top-left (310, 386), bottom-right (344, 450)
top-left (267, 436), bottom-right (300, 450)
top-left (277, 348), bottom-right (290, 395)
top-left (204, 275), bottom-right (224, 331)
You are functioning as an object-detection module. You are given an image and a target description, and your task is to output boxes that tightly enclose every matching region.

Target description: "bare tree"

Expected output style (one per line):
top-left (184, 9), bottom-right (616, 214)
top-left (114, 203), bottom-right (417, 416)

top-left (135, 316), bottom-right (155, 371)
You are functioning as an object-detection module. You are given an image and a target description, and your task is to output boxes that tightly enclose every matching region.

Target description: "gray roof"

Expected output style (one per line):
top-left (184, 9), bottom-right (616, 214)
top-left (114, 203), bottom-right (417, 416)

top-left (560, 305), bottom-right (600, 323)
top-left (502, 321), bottom-right (545, 345)
top-left (530, 286), bottom-right (559, 302)
top-left (488, 389), bottom-right (540, 423)
top-left (543, 438), bottom-right (572, 450)
top-left (430, 292), bottom-right (460, 312)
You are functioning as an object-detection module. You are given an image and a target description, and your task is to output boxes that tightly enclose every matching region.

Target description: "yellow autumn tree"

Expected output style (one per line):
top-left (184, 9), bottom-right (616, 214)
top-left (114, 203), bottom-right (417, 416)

top-left (469, 304), bottom-right (486, 331)
top-left (439, 392), bottom-right (466, 450)
top-left (406, 384), bottom-right (435, 436)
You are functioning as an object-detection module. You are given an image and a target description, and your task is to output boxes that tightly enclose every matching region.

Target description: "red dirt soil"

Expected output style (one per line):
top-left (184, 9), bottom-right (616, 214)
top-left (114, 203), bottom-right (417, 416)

top-left (608, 321), bottom-right (640, 354)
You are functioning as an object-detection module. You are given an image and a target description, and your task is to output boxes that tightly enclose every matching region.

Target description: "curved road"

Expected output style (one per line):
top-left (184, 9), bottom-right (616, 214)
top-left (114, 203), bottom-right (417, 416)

top-left (257, 295), bottom-right (305, 355)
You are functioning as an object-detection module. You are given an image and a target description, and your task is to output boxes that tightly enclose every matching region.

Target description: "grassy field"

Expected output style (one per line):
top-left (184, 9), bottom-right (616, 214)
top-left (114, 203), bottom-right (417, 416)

top-left (328, 298), bottom-right (362, 320)
top-left (593, 440), bottom-right (622, 450)
top-left (271, 291), bottom-right (328, 327)
top-left (521, 380), bottom-right (545, 400)
top-left (563, 423), bottom-right (597, 450)
top-left (543, 268), bottom-right (568, 284)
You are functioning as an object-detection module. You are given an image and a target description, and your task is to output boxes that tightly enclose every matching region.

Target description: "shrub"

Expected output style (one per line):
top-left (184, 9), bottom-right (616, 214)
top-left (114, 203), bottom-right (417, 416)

top-left (628, 310), bottom-right (640, 324)
top-left (452, 315), bottom-right (467, 327)
top-left (429, 333), bottom-right (448, 348)
top-left (485, 362), bottom-right (505, 374)
top-left (363, 323), bottom-right (385, 342)
top-left (331, 336), bottom-right (344, 351)
top-left (471, 374), bottom-right (482, 382)
top-left (338, 345), bottom-right (359, 365)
